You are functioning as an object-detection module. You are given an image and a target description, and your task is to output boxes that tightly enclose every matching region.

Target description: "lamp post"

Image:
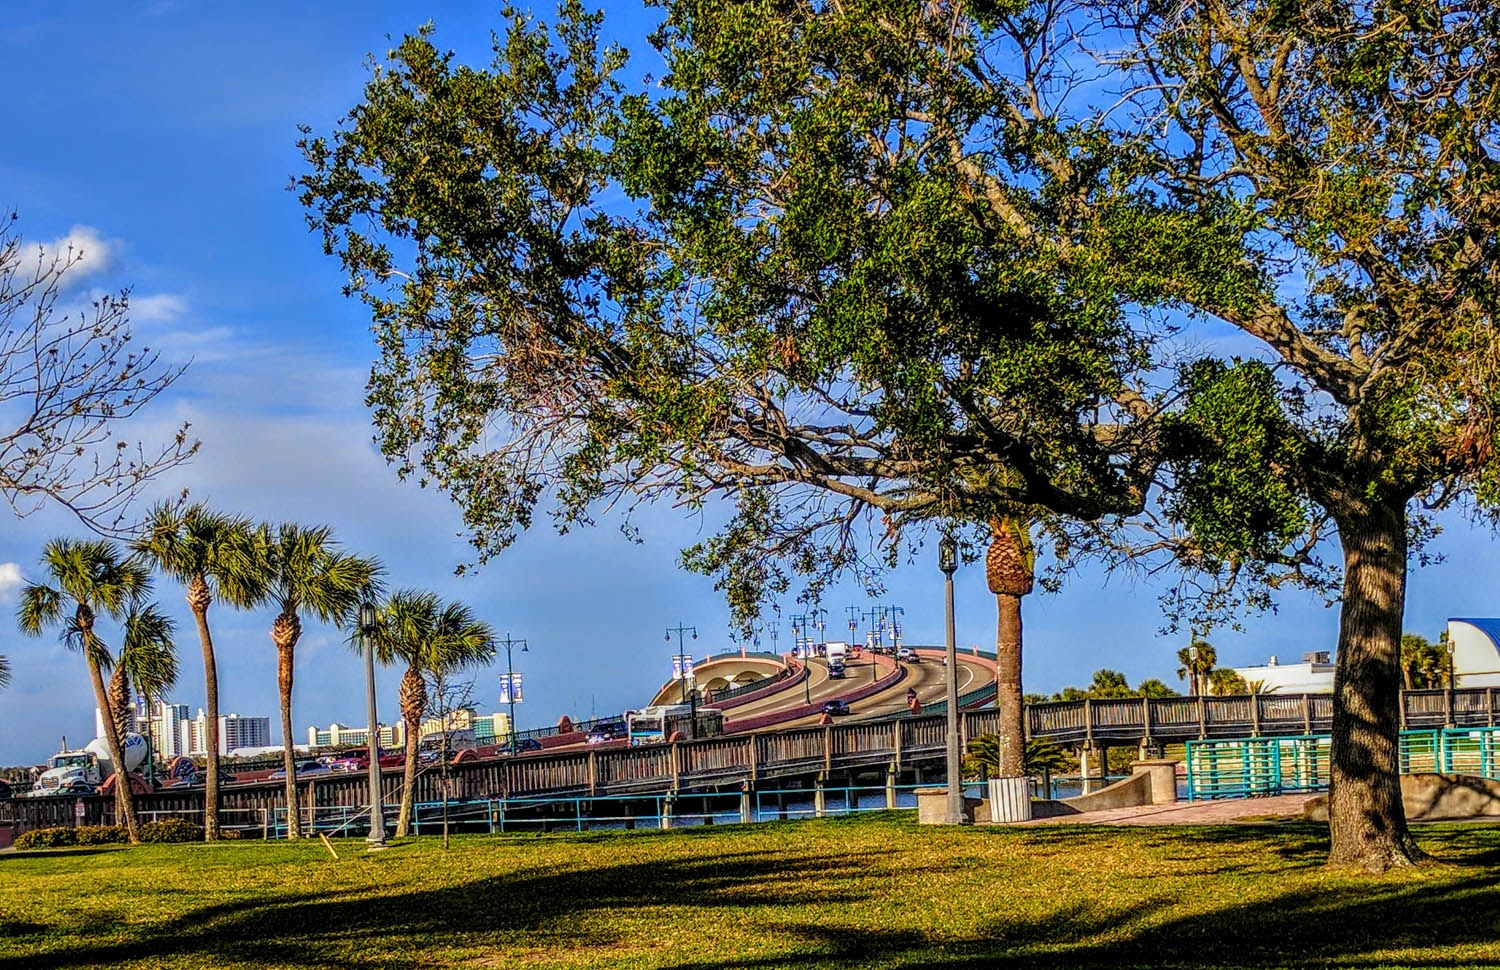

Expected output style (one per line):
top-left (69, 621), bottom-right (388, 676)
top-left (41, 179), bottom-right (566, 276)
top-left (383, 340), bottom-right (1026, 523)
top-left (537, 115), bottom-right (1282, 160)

top-left (1188, 644), bottom-right (1201, 696)
top-left (666, 623), bottom-right (698, 739)
top-left (359, 601), bottom-right (387, 848)
top-left (498, 634), bottom-right (528, 755)
top-left (939, 536), bottom-right (966, 825)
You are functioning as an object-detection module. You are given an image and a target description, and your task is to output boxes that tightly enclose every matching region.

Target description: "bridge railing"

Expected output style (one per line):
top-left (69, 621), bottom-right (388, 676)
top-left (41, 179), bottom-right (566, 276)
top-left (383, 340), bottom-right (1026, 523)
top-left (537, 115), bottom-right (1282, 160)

top-left (1026, 689), bottom-right (1491, 744)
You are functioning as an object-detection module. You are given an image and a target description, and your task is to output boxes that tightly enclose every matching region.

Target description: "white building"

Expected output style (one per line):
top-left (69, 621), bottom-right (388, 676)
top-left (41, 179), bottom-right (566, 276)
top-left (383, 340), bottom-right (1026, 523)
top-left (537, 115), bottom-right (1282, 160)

top-left (1443, 618), bottom-right (1500, 687)
top-left (1232, 652), bottom-right (1336, 694)
top-left (306, 721), bottom-right (404, 750)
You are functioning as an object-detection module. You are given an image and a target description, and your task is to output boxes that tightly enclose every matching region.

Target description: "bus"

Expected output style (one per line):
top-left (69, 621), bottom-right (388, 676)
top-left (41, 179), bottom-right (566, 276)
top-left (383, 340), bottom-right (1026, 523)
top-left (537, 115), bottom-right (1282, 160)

top-left (625, 705), bottom-right (725, 744)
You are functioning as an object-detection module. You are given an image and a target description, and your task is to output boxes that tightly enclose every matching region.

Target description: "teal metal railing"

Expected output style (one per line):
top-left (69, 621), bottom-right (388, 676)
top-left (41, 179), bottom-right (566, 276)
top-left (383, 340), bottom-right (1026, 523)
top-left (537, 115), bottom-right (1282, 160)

top-left (1187, 726), bottom-right (1500, 799)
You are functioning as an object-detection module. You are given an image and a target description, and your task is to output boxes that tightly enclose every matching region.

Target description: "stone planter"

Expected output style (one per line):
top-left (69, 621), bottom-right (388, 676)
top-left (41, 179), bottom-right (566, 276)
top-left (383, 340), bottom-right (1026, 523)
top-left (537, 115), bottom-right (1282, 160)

top-left (914, 786), bottom-right (980, 824)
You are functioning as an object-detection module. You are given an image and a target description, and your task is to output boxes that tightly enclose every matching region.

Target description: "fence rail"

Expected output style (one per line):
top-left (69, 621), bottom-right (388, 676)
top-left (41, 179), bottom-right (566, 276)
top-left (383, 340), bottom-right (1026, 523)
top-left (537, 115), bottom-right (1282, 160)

top-left (1027, 689), bottom-right (1500, 744)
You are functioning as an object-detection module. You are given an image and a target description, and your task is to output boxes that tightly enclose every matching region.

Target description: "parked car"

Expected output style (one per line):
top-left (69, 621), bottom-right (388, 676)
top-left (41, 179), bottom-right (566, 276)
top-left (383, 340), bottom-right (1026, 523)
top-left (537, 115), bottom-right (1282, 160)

top-left (268, 760), bottom-right (331, 781)
top-left (822, 699), bottom-right (851, 717)
top-left (896, 647), bottom-right (920, 663)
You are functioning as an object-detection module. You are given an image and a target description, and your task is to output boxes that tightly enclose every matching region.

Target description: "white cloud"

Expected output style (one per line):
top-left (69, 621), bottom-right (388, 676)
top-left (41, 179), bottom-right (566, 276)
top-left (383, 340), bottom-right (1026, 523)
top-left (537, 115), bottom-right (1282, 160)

top-left (128, 292), bottom-right (187, 322)
top-left (0, 561), bottom-right (21, 601)
top-left (30, 225), bottom-right (118, 286)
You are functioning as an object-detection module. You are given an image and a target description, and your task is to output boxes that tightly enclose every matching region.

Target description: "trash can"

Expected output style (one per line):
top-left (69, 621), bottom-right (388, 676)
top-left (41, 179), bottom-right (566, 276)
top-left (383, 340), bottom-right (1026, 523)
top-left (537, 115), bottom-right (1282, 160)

top-left (987, 776), bottom-right (1032, 823)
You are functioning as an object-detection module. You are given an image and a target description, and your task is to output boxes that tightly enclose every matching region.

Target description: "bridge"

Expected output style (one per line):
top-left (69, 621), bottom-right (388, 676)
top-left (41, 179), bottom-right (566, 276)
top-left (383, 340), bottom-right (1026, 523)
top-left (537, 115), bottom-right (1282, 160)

top-left (15, 683), bottom-right (1498, 837)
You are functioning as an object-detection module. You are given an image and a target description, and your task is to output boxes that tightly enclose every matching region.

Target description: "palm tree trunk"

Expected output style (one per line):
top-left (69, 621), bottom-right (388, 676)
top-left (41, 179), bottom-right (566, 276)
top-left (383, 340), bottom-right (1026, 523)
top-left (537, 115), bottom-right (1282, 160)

top-left (994, 592), bottom-right (1025, 778)
top-left (188, 577), bottom-right (221, 842)
top-left (397, 712), bottom-right (421, 838)
top-left (277, 637), bottom-right (300, 839)
top-left (1327, 498), bottom-right (1423, 871)
top-left (86, 646), bottom-right (139, 843)
top-left (396, 665), bottom-right (426, 838)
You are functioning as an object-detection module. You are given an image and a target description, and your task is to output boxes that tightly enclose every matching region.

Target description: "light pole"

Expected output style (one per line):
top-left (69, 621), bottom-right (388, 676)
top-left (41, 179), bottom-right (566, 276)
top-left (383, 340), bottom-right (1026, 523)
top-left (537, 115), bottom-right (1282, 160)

top-left (939, 536), bottom-right (966, 825)
top-left (666, 623), bottom-right (698, 739)
top-left (499, 634), bottom-right (528, 755)
top-left (359, 601), bottom-right (387, 848)
top-left (1188, 643), bottom-right (1201, 696)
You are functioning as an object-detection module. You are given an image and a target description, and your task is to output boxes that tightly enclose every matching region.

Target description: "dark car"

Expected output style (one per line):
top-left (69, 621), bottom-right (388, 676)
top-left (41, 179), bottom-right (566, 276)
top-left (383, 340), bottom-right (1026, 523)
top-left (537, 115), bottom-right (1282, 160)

top-left (514, 738), bottom-right (544, 753)
top-left (822, 699), bottom-right (851, 717)
top-left (587, 722), bottom-right (626, 744)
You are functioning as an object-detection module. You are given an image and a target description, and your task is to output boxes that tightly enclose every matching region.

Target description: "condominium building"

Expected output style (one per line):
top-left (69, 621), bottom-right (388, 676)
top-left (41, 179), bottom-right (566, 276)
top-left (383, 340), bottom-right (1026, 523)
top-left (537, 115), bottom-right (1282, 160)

top-left (305, 721), bottom-right (404, 750)
top-left (417, 708), bottom-right (511, 747)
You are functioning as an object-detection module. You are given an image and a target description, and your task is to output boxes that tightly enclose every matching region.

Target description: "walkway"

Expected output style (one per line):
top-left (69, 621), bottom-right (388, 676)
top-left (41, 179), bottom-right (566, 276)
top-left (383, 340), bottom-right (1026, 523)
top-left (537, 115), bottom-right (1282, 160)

top-left (1016, 794), bottom-right (1310, 826)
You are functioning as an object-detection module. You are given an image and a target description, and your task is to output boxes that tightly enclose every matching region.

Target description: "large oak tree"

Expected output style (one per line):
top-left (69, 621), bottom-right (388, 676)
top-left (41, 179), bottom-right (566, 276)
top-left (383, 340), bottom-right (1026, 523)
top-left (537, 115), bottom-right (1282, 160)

top-left (299, 0), bottom-right (1500, 871)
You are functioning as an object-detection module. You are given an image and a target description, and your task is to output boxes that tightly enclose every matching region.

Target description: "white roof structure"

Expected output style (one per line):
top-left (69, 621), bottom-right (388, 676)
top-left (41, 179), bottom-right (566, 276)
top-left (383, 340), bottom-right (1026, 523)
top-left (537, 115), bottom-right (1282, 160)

top-left (1444, 619), bottom-right (1500, 687)
top-left (1231, 652), bottom-right (1336, 694)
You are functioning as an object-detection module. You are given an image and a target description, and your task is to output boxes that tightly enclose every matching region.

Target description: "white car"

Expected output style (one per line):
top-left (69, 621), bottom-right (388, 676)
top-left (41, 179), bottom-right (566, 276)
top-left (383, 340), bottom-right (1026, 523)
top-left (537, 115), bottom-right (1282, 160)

top-left (896, 647), bottom-right (920, 663)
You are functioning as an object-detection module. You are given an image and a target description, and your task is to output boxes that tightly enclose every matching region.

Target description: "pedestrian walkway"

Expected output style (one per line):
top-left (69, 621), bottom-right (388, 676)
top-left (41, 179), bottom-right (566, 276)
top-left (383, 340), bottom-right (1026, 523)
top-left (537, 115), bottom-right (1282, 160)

top-left (1016, 794), bottom-right (1310, 826)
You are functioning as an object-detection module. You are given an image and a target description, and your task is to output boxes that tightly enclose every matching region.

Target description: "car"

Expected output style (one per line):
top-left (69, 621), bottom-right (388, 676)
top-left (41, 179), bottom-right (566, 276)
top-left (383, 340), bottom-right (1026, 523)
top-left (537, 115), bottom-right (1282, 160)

top-left (268, 760), bottom-right (331, 781)
top-left (821, 699), bottom-right (851, 716)
top-left (896, 647), bottom-right (920, 663)
top-left (587, 722), bottom-right (626, 744)
top-left (827, 662), bottom-right (846, 679)
top-left (513, 738), bottom-right (544, 753)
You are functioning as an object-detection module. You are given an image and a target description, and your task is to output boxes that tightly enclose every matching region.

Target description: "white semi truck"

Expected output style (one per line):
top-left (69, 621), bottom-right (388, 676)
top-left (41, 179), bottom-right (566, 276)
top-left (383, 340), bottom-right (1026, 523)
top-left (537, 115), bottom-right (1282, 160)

top-left (26, 734), bottom-right (148, 797)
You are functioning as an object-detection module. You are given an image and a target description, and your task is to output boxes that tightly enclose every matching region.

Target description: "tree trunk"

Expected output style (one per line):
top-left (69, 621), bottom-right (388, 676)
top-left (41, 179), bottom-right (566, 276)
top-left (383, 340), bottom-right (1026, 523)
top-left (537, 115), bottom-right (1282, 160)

top-left (1327, 498), bottom-right (1424, 871)
top-left (995, 592), bottom-right (1025, 777)
top-left (188, 576), bottom-right (221, 842)
top-left (396, 712), bottom-right (421, 838)
top-left (274, 609), bottom-right (302, 839)
top-left (85, 642), bottom-right (139, 843)
top-left (395, 664), bottom-right (425, 838)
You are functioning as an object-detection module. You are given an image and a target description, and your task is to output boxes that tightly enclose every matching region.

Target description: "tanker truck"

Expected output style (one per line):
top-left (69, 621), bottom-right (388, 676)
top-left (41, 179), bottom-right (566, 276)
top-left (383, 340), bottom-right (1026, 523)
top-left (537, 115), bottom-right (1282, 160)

top-left (26, 734), bottom-right (148, 796)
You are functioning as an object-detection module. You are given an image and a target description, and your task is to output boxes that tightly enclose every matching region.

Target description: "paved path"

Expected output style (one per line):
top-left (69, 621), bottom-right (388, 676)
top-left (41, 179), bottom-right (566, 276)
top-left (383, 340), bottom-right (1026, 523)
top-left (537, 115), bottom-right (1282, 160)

top-left (1015, 794), bottom-right (1311, 826)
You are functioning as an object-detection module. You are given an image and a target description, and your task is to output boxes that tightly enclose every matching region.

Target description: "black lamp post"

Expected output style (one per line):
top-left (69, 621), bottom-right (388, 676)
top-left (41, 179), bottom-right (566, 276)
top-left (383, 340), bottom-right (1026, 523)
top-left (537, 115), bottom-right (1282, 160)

top-left (359, 601), bottom-right (387, 848)
top-left (499, 634), bottom-right (528, 754)
top-left (939, 536), bottom-right (966, 825)
top-left (666, 623), bottom-right (698, 738)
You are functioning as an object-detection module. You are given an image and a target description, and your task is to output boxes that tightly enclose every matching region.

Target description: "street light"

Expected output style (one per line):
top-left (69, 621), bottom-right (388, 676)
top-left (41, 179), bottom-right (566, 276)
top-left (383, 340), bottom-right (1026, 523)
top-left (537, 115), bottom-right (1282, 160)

top-left (938, 536), bottom-right (965, 825)
top-left (499, 634), bottom-right (528, 755)
top-left (666, 623), bottom-right (698, 739)
top-left (1188, 643), bottom-right (1201, 696)
top-left (359, 601), bottom-right (386, 848)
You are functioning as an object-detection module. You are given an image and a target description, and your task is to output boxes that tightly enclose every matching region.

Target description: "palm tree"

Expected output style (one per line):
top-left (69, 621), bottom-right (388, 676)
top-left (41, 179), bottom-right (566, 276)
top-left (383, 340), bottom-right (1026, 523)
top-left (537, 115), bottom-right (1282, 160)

top-left (1401, 633), bottom-right (1447, 690)
top-left (985, 516), bottom-right (1034, 778)
top-left (114, 603), bottom-right (179, 782)
top-left (369, 590), bottom-right (495, 838)
top-left (0, 655), bottom-right (9, 692)
top-left (1176, 640), bottom-right (1218, 696)
top-left (1209, 668), bottom-right (1248, 696)
top-left (133, 502), bottom-right (264, 840)
top-left (259, 522), bottom-right (383, 839)
top-left (17, 539), bottom-right (151, 842)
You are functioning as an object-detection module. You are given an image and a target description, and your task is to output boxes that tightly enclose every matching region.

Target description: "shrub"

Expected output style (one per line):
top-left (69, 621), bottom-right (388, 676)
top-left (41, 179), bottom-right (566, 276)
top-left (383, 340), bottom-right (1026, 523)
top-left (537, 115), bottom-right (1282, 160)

top-left (73, 825), bottom-right (128, 845)
top-left (14, 827), bottom-right (78, 849)
top-left (139, 818), bottom-right (203, 843)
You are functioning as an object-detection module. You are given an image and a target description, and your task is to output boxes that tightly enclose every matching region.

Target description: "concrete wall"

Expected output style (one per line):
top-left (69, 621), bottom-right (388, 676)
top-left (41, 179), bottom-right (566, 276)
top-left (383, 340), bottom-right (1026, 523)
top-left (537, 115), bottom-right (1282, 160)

top-left (1304, 773), bottom-right (1500, 822)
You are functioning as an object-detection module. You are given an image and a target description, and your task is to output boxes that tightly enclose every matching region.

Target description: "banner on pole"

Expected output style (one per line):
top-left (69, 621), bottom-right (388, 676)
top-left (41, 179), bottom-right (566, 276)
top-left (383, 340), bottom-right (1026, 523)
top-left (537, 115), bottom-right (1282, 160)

top-left (499, 673), bottom-right (524, 704)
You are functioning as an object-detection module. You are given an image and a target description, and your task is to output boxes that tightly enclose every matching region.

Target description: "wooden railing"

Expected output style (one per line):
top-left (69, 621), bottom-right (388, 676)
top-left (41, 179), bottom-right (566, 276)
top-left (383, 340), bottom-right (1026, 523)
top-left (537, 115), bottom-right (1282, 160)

top-left (1026, 688), bottom-right (1500, 744)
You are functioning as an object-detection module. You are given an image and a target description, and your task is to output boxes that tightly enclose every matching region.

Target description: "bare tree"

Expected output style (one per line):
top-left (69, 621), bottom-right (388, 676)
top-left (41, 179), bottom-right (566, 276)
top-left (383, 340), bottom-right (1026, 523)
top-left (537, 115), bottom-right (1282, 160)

top-left (422, 673), bottom-right (476, 850)
top-left (0, 210), bottom-right (197, 533)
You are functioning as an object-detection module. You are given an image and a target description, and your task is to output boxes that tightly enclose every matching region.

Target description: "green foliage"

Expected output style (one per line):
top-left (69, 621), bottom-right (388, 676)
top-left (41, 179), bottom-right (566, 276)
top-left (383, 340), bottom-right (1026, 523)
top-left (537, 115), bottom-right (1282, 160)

top-left (73, 825), bottom-right (128, 846)
top-left (138, 819), bottom-right (203, 843)
top-left (965, 734), bottom-right (1075, 779)
top-left (1048, 668), bottom-right (1179, 701)
top-left (1401, 634), bottom-right (1449, 690)
top-left (13, 827), bottom-right (78, 849)
top-left (1209, 669), bottom-right (1250, 696)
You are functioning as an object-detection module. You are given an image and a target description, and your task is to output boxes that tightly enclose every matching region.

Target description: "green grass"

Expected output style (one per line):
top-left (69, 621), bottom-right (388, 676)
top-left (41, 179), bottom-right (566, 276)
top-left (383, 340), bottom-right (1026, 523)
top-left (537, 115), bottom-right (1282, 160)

top-left (3, 814), bottom-right (1500, 969)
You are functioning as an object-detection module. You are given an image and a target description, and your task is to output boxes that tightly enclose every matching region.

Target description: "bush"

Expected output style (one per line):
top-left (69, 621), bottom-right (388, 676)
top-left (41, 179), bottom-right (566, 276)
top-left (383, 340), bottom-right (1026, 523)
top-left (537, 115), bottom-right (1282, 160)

top-left (14, 826), bottom-right (78, 849)
top-left (73, 825), bottom-right (128, 845)
top-left (139, 818), bottom-right (203, 843)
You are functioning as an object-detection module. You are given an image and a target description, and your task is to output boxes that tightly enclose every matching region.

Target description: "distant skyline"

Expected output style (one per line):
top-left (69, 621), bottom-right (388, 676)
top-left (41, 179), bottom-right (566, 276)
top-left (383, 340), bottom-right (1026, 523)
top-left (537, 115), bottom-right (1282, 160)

top-left (3, 1), bottom-right (1498, 765)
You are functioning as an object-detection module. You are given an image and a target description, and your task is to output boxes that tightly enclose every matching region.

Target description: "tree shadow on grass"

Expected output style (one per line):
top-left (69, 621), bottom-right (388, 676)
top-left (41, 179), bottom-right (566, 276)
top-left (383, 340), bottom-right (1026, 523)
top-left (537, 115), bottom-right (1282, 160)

top-left (0, 848), bottom-right (874, 970)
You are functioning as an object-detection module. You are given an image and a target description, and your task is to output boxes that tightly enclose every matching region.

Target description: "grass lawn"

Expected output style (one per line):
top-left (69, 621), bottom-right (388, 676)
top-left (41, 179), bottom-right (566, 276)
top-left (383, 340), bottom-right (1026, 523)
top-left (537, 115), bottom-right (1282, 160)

top-left (3, 813), bottom-right (1500, 969)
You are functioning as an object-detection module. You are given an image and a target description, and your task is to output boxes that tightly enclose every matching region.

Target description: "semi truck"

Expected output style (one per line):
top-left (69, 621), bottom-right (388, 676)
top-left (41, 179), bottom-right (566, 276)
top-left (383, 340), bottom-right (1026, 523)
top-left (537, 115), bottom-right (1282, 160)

top-left (25, 734), bottom-right (148, 797)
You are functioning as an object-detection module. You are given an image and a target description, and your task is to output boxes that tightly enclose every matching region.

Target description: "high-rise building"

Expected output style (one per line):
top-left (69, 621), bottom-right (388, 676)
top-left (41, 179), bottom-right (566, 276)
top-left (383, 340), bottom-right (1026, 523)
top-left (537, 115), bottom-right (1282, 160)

top-left (305, 721), bottom-right (404, 750)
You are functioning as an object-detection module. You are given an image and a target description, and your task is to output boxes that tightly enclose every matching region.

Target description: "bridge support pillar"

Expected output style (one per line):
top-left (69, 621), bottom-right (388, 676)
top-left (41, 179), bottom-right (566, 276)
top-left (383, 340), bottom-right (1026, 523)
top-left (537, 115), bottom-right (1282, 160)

top-left (885, 765), bottom-right (897, 809)
top-left (661, 793), bottom-right (676, 830)
top-left (1138, 737), bottom-right (1162, 760)
top-left (740, 783), bottom-right (753, 824)
top-left (1079, 744), bottom-right (1101, 795)
top-left (814, 776), bottom-right (827, 818)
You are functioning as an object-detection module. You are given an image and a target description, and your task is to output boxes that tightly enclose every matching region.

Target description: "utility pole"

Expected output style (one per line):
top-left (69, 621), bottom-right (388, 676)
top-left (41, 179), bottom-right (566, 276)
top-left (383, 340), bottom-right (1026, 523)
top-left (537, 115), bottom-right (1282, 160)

top-left (498, 634), bottom-right (528, 755)
top-left (666, 623), bottom-right (698, 739)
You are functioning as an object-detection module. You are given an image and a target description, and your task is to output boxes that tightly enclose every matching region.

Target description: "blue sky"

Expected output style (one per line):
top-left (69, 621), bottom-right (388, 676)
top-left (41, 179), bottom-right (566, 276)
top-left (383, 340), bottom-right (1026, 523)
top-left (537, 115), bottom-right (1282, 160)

top-left (1, 1), bottom-right (1495, 765)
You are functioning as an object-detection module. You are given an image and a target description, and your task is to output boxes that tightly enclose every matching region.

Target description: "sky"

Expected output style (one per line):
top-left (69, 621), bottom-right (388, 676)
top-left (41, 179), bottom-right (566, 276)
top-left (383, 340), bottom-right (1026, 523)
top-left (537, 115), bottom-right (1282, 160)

top-left (2, 1), bottom-right (1498, 765)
